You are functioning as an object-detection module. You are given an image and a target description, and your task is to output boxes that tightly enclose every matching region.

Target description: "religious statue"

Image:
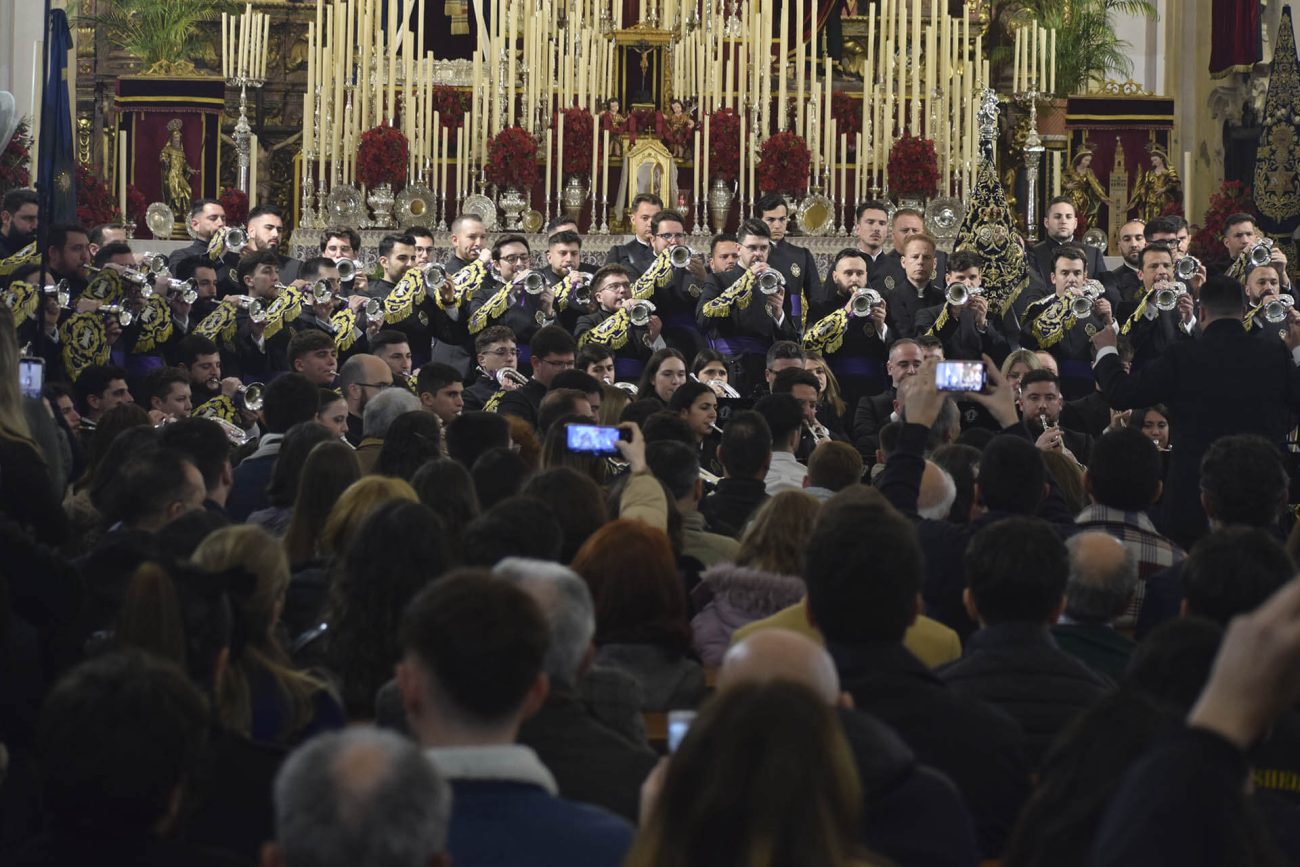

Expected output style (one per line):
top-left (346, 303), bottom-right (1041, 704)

top-left (160, 119), bottom-right (196, 218)
top-left (663, 99), bottom-right (695, 160)
top-left (1129, 144), bottom-right (1183, 223)
top-left (601, 98), bottom-right (630, 158)
top-left (1062, 145), bottom-right (1109, 232)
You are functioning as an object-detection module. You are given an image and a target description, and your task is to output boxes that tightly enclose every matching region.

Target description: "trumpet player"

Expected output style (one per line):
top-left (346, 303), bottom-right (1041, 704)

top-left (143, 367), bottom-right (193, 423)
top-left (803, 250), bottom-right (890, 412)
top-left (45, 224), bottom-right (92, 297)
top-left (1017, 369), bottom-right (1092, 465)
top-left (915, 250), bottom-right (1011, 364)
top-left (1122, 243), bottom-right (1198, 366)
top-left (463, 326), bottom-right (523, 411)
top-left (758, 193), bottom-right (820, 331)
top-left (576, 266), bottom-right (666, 379)
top-left (644, 210), bottom-right (709, 358)
top-left (539, 230), bottom-right (598, 334)
top-left (167, 198), bottom-right (227, 274)
top-left (467, 235), bottom-right (561, 347)
top-left (1243, 262), bottom-right (1297, 342)
top-left (367, 233), bottom-right (418, 301)
top-left (1223, 213), bottom-right (1291, 290)
top-left (1020, 246), bottom-right (1116, 400)
top-left (446, 214), bottom-right (488, 274)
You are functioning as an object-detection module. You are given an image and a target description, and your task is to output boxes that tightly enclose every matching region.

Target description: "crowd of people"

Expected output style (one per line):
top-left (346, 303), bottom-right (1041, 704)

top-left (4, 179), bottom-right (1300, 866)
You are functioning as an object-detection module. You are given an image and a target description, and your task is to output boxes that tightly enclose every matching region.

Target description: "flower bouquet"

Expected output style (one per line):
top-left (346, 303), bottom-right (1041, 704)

top-left (756, 130), bottom-right (812, 194)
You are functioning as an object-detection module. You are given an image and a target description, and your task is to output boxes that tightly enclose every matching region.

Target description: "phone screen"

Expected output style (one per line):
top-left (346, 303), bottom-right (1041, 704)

top-left (668, 710), bottom-right (696, 753)
top-left (565, 424), bottom-right (623, 456)
top-left (19, 357), bottom-right (44, 399)
top-left (935, 360), bottom-right (986, 393)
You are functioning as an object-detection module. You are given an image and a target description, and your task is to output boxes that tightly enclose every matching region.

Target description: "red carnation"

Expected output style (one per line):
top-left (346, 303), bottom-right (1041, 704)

top-left (887, 134), bottom-right (940, 199)
top-left (756, 131), bottom-right (812, 195)
top-left (356, 123), bottom-right (410, 189)
top-left (708, 109), bottom-right (742, 183)
top-left (486, 126), bottom-right (540, 190)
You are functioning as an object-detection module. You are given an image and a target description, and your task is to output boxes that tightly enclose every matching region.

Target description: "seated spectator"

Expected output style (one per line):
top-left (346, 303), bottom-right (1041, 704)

top-left (1042, 449), bottom-right (1087, 514)
top-left (645, 440), bottom-right (740, 568)
top-left (445, 411), bottom-right (511, 469)
top-left (521, 467), bottom-right (609, 563)
top-left (247, 422), bottom-right (333, 536)
top-left (396, 571), bottom-right (634, 867)
top-left (502, 414), bottom-right (542, 471)
top-left (805, 487), bottom-right (1030, 857)
top-left (541, 414), bottom-right (613, 485)
top-left (63, 407), bottom-right (152, 555)
top-left (803, 440), bottom-right (864, 502)
top-left (267, 727), bottom-right (453, 867)
top-left (538, 387), bottom-right (597, 433)
top-left (411, 457), bottom-right (480, 563)
top-left (929, 443), bottom-right (981, 525)
top-left (470, 446), bottom-right (532, 508)
top-left (698, 410), bottom-right (772, 538)
top-left (495, 558), bottom-right (657, 821)
top-left (356, 388), bottom-right (422, 474)
top-left (939, 517), bottom-right (1109, 766)
top-left (191, 525), bottom-right (345, 745)
top-left (228, 373), bottom-right (321, 522)
top-left (462, 495), bottom-right (564, 567)
top-left (691, 491), bottom-right (818, 665)
top-left (282, 441), bottom-right (361, 570)
top-left (158, 416), bottom-right (235, 515)
top-left (1182, 527), bottom-right (1295, 627)
top-left (754, 393), bottom-right (807, 494)
top-left (717, 629), bottom-right (980, 867)
top-left (1077, 426), bottom-right (1184, 630)
top-left (375, 411), bottom-right (443, 480)
top-left (571, 520), bottom-right (706, 710)
top-left (1052, 532), bottom-right (1139, 681)
top-left (917, 460), bottom-right (958, 520)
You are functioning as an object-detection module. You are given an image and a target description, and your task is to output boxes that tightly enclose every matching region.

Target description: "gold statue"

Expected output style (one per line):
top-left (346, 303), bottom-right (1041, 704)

top-left (1063, 145), bottom-right (1110, 233)
top-left (1129, 143), bottom-right (1183, 223)
top-left (160, 118), bottom-right (196, 217)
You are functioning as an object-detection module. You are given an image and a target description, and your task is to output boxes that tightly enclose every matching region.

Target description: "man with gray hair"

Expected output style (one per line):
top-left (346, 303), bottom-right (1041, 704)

top-left (263, 726), bottom-right (452, 867)
top-left (356, 387), bottom-right (422, 472)
top-left (494, 558), bottom-right (657, 821)
top-left (1051, 531), bottom-right (1137, 681)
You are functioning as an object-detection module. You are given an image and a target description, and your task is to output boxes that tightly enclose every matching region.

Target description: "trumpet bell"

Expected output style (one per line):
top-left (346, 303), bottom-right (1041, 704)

top-left (238, 382), bottom-right (266, 413)
top-left (247, 298), bottom-right (268, 323)
top-left (522, 272), bottom-right (546, 294)
top-left (668, 245), bottom-right (694, 269)
top-left (757, 270), bottom-right (784, 295)
top-left (1264, 296), bottom-right (1295, 324)
top-left (613, 382), bottom-right (639, 396)
top-left (310, 280), bottom-right (334, 305)
top-left (1152, 281), bottom-right (1187, 313)
top-left (496, 367), bottom-right (530, 387)
top-left (167, 279), bottom-right (198, 304)
top-left (142, 253), bottom-right (169, 275)
top-left (336, 259), bottom-right (358, 282)
top-left (1174, 256), bottom-right (1201, 281)
top-left (945, 283), bottom-right (971, 307)
top-left (1250, 239), bottom-right (1275, 268)
top-left (1070, 296), bottom-right (1095, 319)
top-left (364, 297), bottom-right (383, 320)
top-left (629, 300), bottom-right (656, 327)
top-left (224, 227), bottom-right (248, 252)
top-left (573, 285), bottom-right (593, 307)
top-left (423, 263), bottom-right (447, 285)
top-left (851, 289), bottom-right (883, 317)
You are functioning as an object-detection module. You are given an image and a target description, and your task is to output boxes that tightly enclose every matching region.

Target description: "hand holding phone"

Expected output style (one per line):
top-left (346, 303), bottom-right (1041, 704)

top-left (19, 357), bottom-right (44, 399)
top-left (935, 360), bottom-right (987, 393)
top-left (565, 424), bottom-right (631, 456)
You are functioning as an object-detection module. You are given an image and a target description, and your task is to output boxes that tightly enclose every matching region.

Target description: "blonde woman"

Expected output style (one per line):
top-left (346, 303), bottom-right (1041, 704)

top-left (1000, 349), bottom-right (1042, 397)
top-left (804, 350), bottom-right (849, 437)
top-left (192, 524), bottom-right (345, 745)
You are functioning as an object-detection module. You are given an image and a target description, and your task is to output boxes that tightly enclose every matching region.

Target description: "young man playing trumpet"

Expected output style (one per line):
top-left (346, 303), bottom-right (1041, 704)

top-left (914, 250), bottom-right (1011, 364)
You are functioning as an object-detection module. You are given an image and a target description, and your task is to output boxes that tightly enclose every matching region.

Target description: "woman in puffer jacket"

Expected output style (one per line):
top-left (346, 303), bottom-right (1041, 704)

top-left (691, 490), bottom-right (820, 665)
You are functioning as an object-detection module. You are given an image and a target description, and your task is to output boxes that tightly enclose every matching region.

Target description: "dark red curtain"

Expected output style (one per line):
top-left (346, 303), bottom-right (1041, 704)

top-left (1209, 0), bottom-right (1260, 78)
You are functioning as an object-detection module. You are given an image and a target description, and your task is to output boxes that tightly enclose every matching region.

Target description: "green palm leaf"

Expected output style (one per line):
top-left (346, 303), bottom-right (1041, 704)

top-left (87, 0), bottom-right (233, 68)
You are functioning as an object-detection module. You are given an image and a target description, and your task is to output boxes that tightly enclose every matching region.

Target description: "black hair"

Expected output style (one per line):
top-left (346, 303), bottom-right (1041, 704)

top-left (411, 458), bottom-right (480, 561)
top-left (92, 240), bottom-right (133, 268)
top-left (771, 367), bottom-right (821, 394)
top-left (264, 421), bottom-right (334, 507)
top-left (650, 210), bottom-right (687, 235)
top-left (1144, 215), bottom-right (1188, 237)
top-left (319, 227), bottom-right (361, 252)
top-left (174, 334), bottom-right (220, 367)
top-left (143, 367), bottom-right (190, 405)
top-left (642, 411), bottom-right (697, 445)
top-left (1222, 212), bottom-right (1257, 235)
top-left (297, 256), bottom-right (336, 281)
top-left (47, 224), bottom-right (88, 252)
top-left (668, 379), bottom-right (713, 414)
top-left (461, 495), bottom-right (563, 566)
top-left (491, 234), bottom-right (530, 259)
top-left (474, 325), bottom-right (516, 353)
top-left (73, 364), bottom-right (129, 413)
top-left (550, 369), bottom-right (603, 396)
top-left (630, 193), bottom-right (664, 212)
top-left (1019, 368), bottom-right (1060, 391)
top-left (286, 329), bottom-right (335, 364)
top-left (403, 224), bottom-right (434, 241)
top-left (415, 362), bottom-right (463, 397)
top-left (979, 436), bottom-right (1046, 513)
top-left (263, 373), bottom-right (321, 434)
top-left (1086, 427), bottom-right (1162, 511)
top-left (105, 447), bottom-right (201, 528)
top-left (577, 344), bottom-right (615, 371)
top-left (247, 204), bottom-right (283, 224)
top-left (158, 417), bottom-right (231, 493)
top-left (756, 192), bottom-right (788, 214)
top-left (736, 218), bottom-right (772, 246)
top-left (1199, 274), bottom-right (1248, 318)
top-left (855, 200), bottom-right (890, 222)
top-left (2, 187), bottom-right (38, 214)
top-left (947, 249), bottom-right (983, 273)
top-left (378, 233), bottom-right (417, 258)
top-left (964, 517), bottom-right (1067, 624)
top-left (1124, 617), bottom-right (1223, 711)
top-left (766, 340), bottom-right (805, 369)
top-left (1183, 527), bottom-right (1294, 626)
top-left (645, 440), bottom-right (701, 503)
top-left (547, 229), bottom-right (582, 247)
top-left (1136, 242), bottom-right (1174, 269)
top-left (235, 249), bottom-right (279, 287)
top-left (521, 467), bottom-right (609, 563)
top-left (187, 198), bottom-right (222, 222)
top-left (709, 232), bottom-right (738, 253)
top-left (1200, 434), bottom-right (1289, 526)
top-left (1049, 245), bottom-right (1088, 272)
top-left (717, 410), bottom-right (772, 479)
top-left (470, 447), bottom-right (531, 510)
top-left (445, 412), bottom-right (511, 469)
top-left (530, 325), bottom-right (577, 362)
top-left (754, 393), bottom-right (804, 446)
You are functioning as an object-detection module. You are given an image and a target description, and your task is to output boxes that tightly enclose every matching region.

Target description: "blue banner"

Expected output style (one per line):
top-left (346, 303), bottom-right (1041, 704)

top-left (37, 6), bottom-right (76, 234)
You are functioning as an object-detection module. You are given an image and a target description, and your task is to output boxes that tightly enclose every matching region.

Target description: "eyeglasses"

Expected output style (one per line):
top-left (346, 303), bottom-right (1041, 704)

top-left (535, 357), bottom-right (575, 369)
top-left (656, 232), bottom-right (687, 241)
top-left (356, 381), bottom-right (392, 390)
top-left (499, 253), bottom-right (530, 264)
top-left (483, 347), bottom-right (519, 357)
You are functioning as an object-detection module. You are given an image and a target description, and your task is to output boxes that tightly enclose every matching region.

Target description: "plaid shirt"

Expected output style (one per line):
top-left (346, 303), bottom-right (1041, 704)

top-left (1075, 504), bottom-right (1186, 628)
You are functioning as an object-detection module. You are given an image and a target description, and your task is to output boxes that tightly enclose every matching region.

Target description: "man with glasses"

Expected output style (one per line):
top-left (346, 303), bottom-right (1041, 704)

top-left (644, 210), bottom-right (709, 359)
top-left (338, 352), bottom-right (395, 446)
top-left (697, 219), bottom-right (799, 393)
top-left (575, 264), bottom-right (664, 382)
top-left (606, 193), bottom-right (663, 279)
top-left (758, 193), bottom-right (820, 330)
top-left (464, 325), bottom-right (521, 411)
top-left (492, 325), bottom-right (577, 429)
top-left (468, 235), bottom-right (560, 357)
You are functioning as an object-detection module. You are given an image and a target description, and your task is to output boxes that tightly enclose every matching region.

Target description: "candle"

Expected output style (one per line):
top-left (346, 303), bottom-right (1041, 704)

top-left (387, 0), bottom-right (398, 124)
top-left (543, 129), bottom-right (553, 208)
top-left (840, 131), bottom-right (847, 210)
top-left (1049, 28), bottom-right (1056, 94)
top-left (911, 0), bottom-right (920, 131)
top-left (117, 130), bottom-right (127, 218)
top-left (557, 116), bottom-right (565, 198)
top-left (602, 129), bottom-right (610, 221)
top-left (1051, 150), bottom-right (1061, 197)
top-left (777, 0), bottom-right (788, 130)
top-left (703, 114), bottom-right (711, 191)
top-left (693, 128), bottom-right (701, 207)
top-left (795, 0), bottom-right (805, 134)
top-left (590, 103), bottom-right (599, 225)
top-left (507, 1), bottom-right (517, 126)
top-left (441, 126), bottom-right (449, 212)
top-left (250, 133), bottom-right (259, 204)
top-left (1183, 150), bottom-right (1192, 221)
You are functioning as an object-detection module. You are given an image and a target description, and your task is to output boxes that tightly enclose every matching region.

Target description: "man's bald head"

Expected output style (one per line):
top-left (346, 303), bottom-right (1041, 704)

top-left (917, 460), bottom-right (956, 520)
top-left (1064, 532), bottom-right (1137, 625)
top-left (718, 629), bottom-right (840, 705)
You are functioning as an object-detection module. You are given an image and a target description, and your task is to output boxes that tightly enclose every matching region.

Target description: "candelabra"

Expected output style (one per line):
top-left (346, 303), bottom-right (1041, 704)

top-left (314, 85), bottom-right (329, 218)
top-left (1020, 90), bottom-right (1045, 243)
top-left (300, 150), bottom-right (320, 229)
top-left (340, 83), bottom-right (355, 186)
top-left (437, 186), bottom-right (449, 232)
top-left (226, 74), bottom-right (266, 197)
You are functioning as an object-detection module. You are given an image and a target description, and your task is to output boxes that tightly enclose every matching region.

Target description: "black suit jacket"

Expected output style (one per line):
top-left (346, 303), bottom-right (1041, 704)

top-left (914, 302), bottom-right (1012, 363)
top-left (605, 237), bottom-right (656, 280)
top-left (884, 281), bottom-right (946, 339)
top-left (1027, 237), bottom-right (1105, 285)
top-left (767, 239), bottom-right (821, 328)
top-left (869, 249), bottom-right (949, 296)
top-left (1095, 317), bottom-right (1300, 546)
top-left (852, 390), bottom-right (896, 461)
top-left (1100, 263), bottom-right (1143, 303)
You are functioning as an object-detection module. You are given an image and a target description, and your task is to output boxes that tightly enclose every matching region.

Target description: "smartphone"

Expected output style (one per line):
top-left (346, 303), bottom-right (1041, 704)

top-left (564, 424), bottom-right (629, 456)
top-left (19, 357), bottom-right (44, 399)
top-left (935, 360), bottom-right (986, 393)
top-left (667, 710), bottom-right (696, 753)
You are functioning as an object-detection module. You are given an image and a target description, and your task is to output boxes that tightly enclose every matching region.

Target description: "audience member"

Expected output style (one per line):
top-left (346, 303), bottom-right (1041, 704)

top-left (1052, 532), bottom-right (1139, 681)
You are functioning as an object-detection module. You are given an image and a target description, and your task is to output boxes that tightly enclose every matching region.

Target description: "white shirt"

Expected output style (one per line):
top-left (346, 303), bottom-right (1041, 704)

top-left (765, 451), bottom-right (807, 495)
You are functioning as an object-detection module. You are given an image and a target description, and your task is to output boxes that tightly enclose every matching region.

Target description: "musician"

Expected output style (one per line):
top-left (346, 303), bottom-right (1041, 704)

top-left (708, 233), bottom-right (741, 275)
top-left (1242, 263), bottom-right (1291, 343)
top-left (851, 200), bottom-right (892, 277)
top-left (1019, 245), bottom-right (1114, 400)
top-left (758, 193), bottom-right (820, 330)
top-left (463, 325), bottom-right (522, 411)
top-left (286, 329), bottom-right (340, 387)
top-left (802, 249), bottom-right (890, 411)
top-left (605, 193), bottom-right (662, 279)
top-left (771, 366), bottom-right (835, 463)
top-left (1120, 243), bottom-right (1201, 366)
top-left (467, 235), bottom-right (562, 358)
top-left (696, 219), bottom-right (799, 393)
top-left (881, 233), bottom-right (947, 339)
top-left (1026, 197), bottom-right (1105, 285)
top-left (0, 188), bottom-right (38, 259)
top-left (229, 250), bottom-right (289, 378)
top-left (537, 230), bottom-right (598, 334)
top-left (369, 329), bottom-right (413, 384)
top-left (366, 234), bottom-right (418, 299)
top-left (416, 363), bottom-right (465, 425)
top-left (320, 227), bottom-right (362, 262)
top-left (915, 250), bottom-right (1012, 363)
top-left (1220, 213), bottom-right (1291, 290)
top-left (445, 214), bottom-right (487, 275)
top-left (167, 199), bottom-right (228, 273)
top-left (45, 224), bottom-right (91, 298)
top-left (489, 325), bottom-right (577, 429)
top-left (1017, 368), bottom-right (1093, 465)
top-left (1098, 219), bottom-right (1146, 304)
top-left (867, 208), bottom-right (949, 297)
top-left (245, 206), bottom-right (301, 284)
top-left (574, 265), bottom-right (669, 383)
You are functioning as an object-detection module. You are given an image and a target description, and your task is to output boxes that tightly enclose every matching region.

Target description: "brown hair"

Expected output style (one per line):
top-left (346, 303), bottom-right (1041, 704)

top-left (737, 491), bottom-right (821, 577)
top-left (283, 441), bottom-right (362, 567)
top-left (318, 476), bottom-right (418, 560)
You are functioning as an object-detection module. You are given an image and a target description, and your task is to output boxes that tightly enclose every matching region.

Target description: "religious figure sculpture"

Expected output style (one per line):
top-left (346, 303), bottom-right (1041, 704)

top-left (663, 98), bottom-right (694, 160)
top-left (160, 119), bottom-right (196, 217)
top-left (1063, 145), bottom-right (1109, 232)
top-left (602, 98), bottom-right (630, 157)
top-left (1129, 144), bottom-right (1183, 223)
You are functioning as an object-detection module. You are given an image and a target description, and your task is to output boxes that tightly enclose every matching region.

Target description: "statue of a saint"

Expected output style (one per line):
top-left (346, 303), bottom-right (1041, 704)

top-left (1129, 144), bottom-right (1183, 223)
top-left (663, 99), bottom-right (694, 160)
top-left (602, 98), bottom-right (629, 158)
top-left (1062, 146), bottom-right (1109, 233)
top-left (160, 119), bottom-right (196, 217)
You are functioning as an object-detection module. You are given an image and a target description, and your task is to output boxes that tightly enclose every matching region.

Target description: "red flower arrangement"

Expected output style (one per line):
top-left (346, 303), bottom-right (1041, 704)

top-left (756, 130), bottom-right (812, 195)
top-left (432, 86), bottom-right (470, 128)
top-left (485, 126), bottom-right (539, 190)
top-left (0, 119), bottom-right (31, 191)
top-left (75, 164), bottom-right (120, 228)
top-left (631, 107), bottom-right (661, 140)
top-left (559, 108), bottom-right (595, 175)
top-left (887, 134), bottom-right (940, 198)
top-left (831, 94), bottom-right (861, 149)
top-left (220, 187), bottom-right (249, 227)
top-left (126, 184), bottom-right (148, 233)
top-left (1189, 179), bottom-right (1257, 271)
top-left (356, 123), bottom-right (409, 189)
top-left (708, 108), bottom-right (742, 183)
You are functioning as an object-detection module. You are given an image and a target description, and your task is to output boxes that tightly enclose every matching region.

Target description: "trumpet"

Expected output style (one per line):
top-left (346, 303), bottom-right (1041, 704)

top-left (519, 271), bottom-right (547, 295)
top-left (496, 367), bottom-right (530, 387)
top-left (629, 299), bottom-right (657, 327)
top-left (335, 258), bottom-right (362, 282)
top-left (235, 382), bottom-right (266, 413)
top-left (757, 269), bottom-right (785, 295)
top-left (87, 264), bottom-right (153, 294)
top-left (573, 280), bottom-right (593, 307)
top-left (165, 278), bottom-right (198, 304)
top-left (1152, 281), bottom-right (1189, 312)
top-left (945, 282), bottom-right (983, 307)
top-left (850, 288), bottom-right (885, 317)
top-left (422, 262), bottom-right (447, 285)
top-left (613, 381), bottom-right (639, 396)
top-left (691, 372), bottom-right (741, 398)
top-left (668, 245), bottom-right (694, 269)
top-left (1069, 281), bottom-right (1104, 319)
top-left (235, 296), bottom-right (269, 323)
top-left (363, 297), bottom-right (384, 322)
top-left (99, 304), bottom-right (134, 327)
top-left (41, 281), bottom-right (72, 308)
top-left (1264, 295), bottom-right (1295, 324)
top-left (804, 419), bottom-right (832, 445)
top-left (139, 252), bottom-right (170, 277)
top-left (1174, 255), bottom-right (1202, 282)
top-left (308, 279), bottom-right (335, 305)
top-left (1249, 238), bottom-right (1276, 268)
top-left (222, 226), bottom-right (248, 254)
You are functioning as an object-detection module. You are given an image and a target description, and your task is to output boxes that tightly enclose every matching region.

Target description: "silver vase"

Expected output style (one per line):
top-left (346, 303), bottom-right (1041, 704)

top-left (499, 186), bottom-right (527, 231)
top-left (366, 182), bottom-right (397, 228)
top-left (708, 178), bottom-right (735, 233)
top-left (562, 175), bottom-right (588, 226)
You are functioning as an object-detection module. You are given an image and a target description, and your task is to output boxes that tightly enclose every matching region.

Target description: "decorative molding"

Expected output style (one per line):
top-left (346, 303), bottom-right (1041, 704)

top-left (1091, 79), bottom-right (1154, 97)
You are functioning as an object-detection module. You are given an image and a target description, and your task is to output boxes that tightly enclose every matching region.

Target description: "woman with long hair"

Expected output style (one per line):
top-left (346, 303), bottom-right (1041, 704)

top-left (191, 524), bottom-right (344, 745)
top-left (283, 440), bottom-right (361, 569)
top-left (669, 379), bottom-right (722, 475)
top-left (247, 421), bottom-right (334, 536)
top-left (637, 348), bottom-right (688, 406)
top-left (803, 350), bottom-right (849, 437)
top-left (1000, 349), bottom-right (1042, 398)
top-left (626, 680), bottom-right (875, 867)
top-left (411, 457), bottom-right (479, 564)
top-left (571, 519), bottom-right (704, 710)
top-left (374, 411), bottom-right (443, 480)
top-left (541, 415), bottom-right (611, 485)
top-left (691, 491), bottom-right (819, 664)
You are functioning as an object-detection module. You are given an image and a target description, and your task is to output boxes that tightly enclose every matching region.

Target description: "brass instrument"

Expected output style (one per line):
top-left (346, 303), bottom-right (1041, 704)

top-left (757, 269), bottom-right (785, 295)
top-left (629, 299), bottom-right (657, 327)
top-left (614, 381), bottom-right (639, 396)
top-left (235, 382), bottom-right (266, 412)
top-left (1174, 255), bottom-right (1202, 282)
top-left (805, 420), bottom-right (832, 445)
top-left (1250, 238), bottom-right (1276, 268)
top-left (42, 281), bottom-right (72, 308)
top-left (691, 372), bottom-right (741, 398)
top-left (1069, 281), bottom-right (1104, 319)
top-left (850, 288), bottom-right (885, 317)
top-left (668, 245), bottom-right (694, 269)
top-left (99, 304), bottom-right (134, 327)
top-left (1152, 281), bottom-right (1189, 313)
top-left (309, 279), bottom-right (335, 305)
top-left (223, 226), bottom-right (249, 253)
top-left (1264, 295), bottom-right (1295, 324)
top-left (520, 271), bottom-right (547, 295)
top-left (422, 262), bottom-right (447, 285)
top-left (335, 258), bottom-right (362, 282)
top-left (363, 297), bottom-right (384, 322)
top-left (496, 367), bottom-right (531, 387)
top-left (945, 283), bottom-right (982, 307)
top-left (165, 278), bottom-right (198, 304)
top-left (235, 296), bottom-right (269, 323)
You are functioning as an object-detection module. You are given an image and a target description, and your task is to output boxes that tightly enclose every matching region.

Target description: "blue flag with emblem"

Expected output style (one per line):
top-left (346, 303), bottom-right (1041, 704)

top-left (37, 6), bottom-right (76, 231)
